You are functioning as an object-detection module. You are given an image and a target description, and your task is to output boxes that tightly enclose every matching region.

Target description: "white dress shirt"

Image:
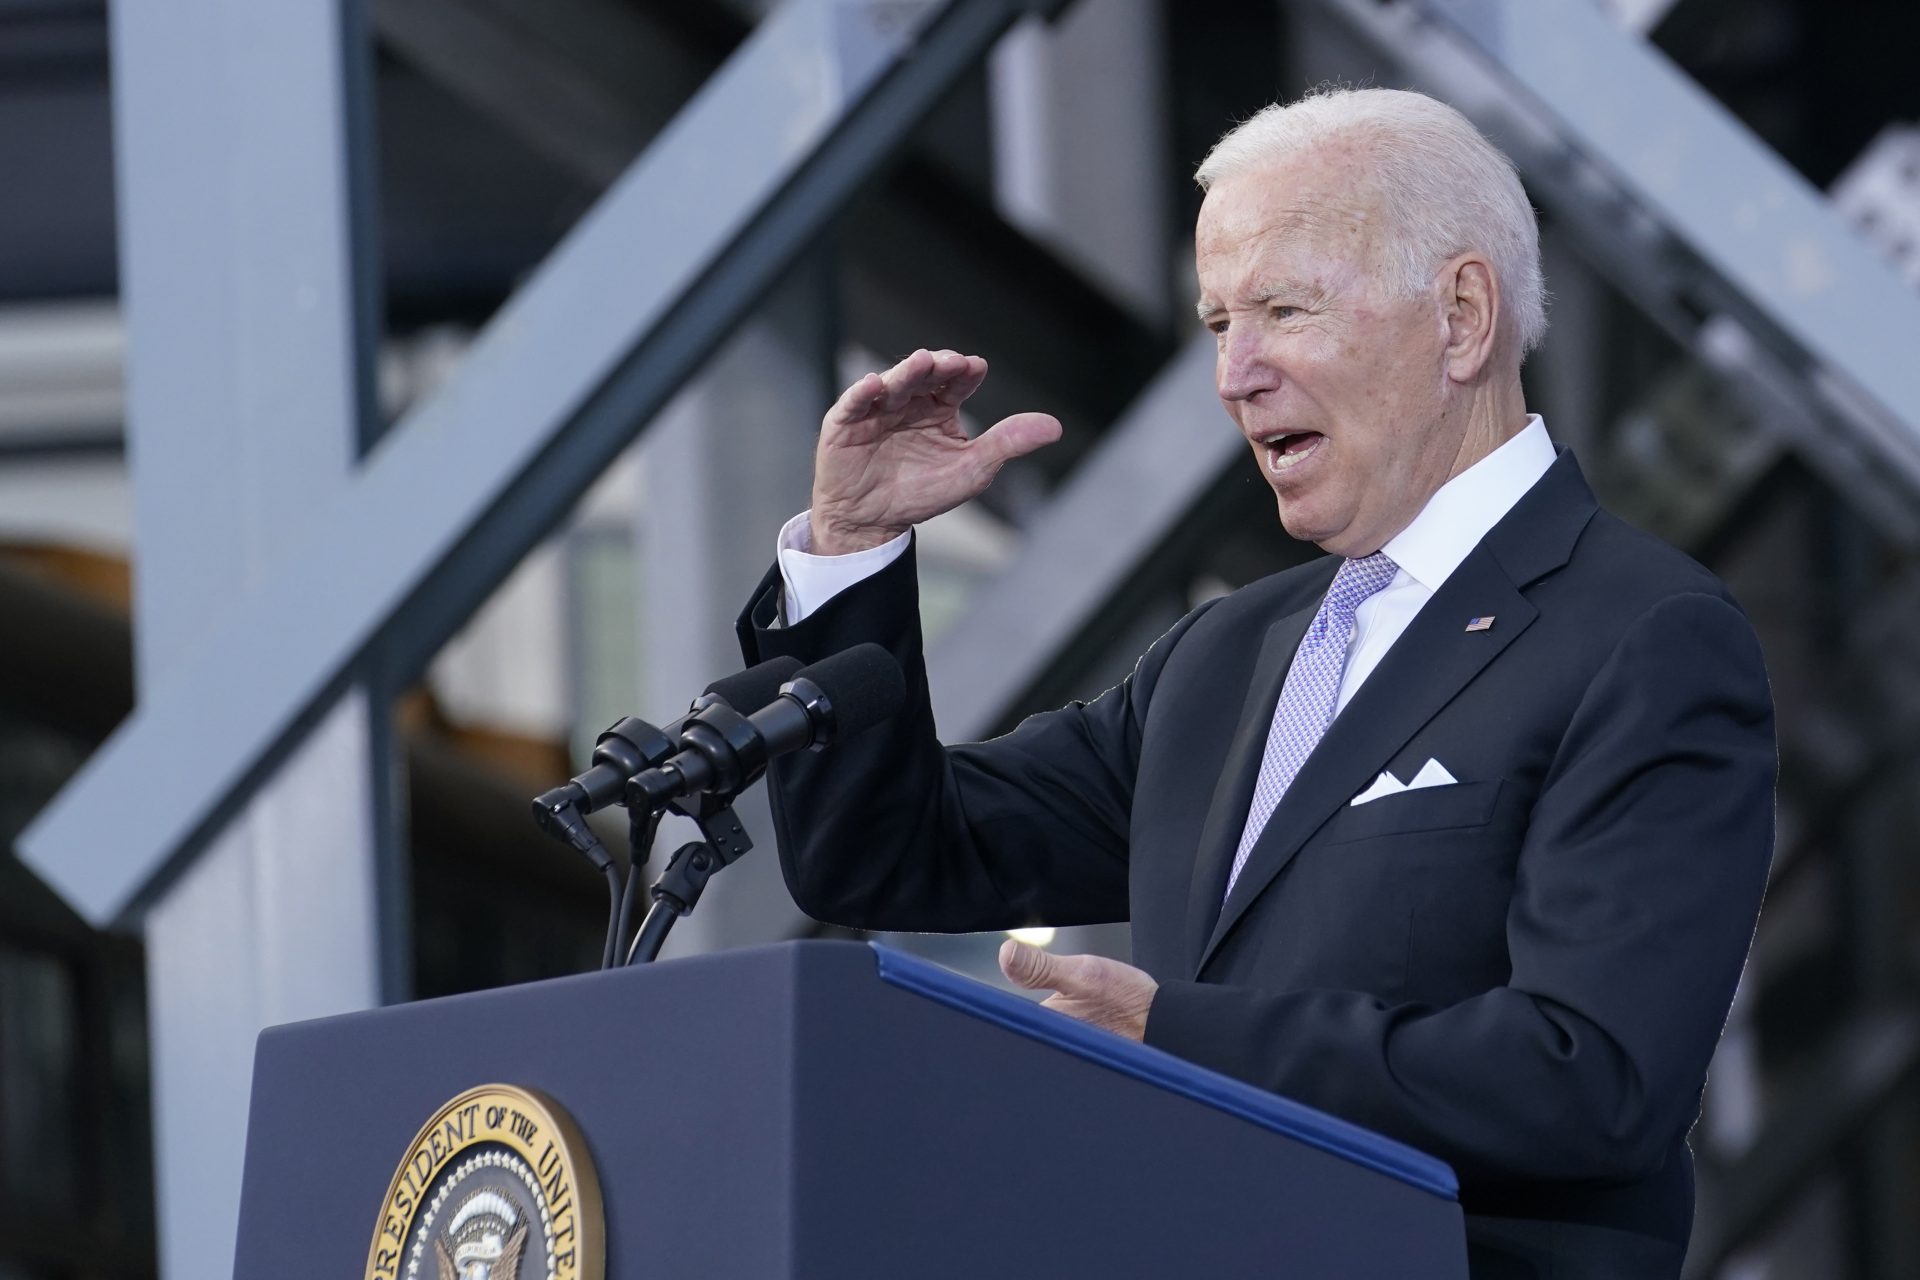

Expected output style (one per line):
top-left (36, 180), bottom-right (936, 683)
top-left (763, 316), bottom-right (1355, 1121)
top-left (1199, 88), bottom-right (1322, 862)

top-left (1335, 416), bottom-right (1555, 711)
top-left (776, 416), bottom-right (1557, 710)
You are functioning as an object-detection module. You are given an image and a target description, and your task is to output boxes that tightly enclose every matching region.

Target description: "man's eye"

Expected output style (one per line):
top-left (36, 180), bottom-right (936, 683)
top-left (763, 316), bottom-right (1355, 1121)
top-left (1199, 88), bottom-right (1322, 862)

top-left (1207, 318), bottom-right (1230, 336)
top-left (1272, 305), bottom-right (1300, 320)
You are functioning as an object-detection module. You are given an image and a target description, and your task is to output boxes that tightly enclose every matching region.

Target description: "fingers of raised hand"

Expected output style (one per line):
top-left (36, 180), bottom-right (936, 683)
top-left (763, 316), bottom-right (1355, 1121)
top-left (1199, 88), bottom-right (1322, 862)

top-left (828, 349), bottom-right (991, 434)
top-left (875, 349), bottom-right (984, 413)
top-left (827, 371), bottom-right (887, 426)
top-left (874, 349), bottom-right (930, 412)
top-left (929, 352), bottom-right (988, 407)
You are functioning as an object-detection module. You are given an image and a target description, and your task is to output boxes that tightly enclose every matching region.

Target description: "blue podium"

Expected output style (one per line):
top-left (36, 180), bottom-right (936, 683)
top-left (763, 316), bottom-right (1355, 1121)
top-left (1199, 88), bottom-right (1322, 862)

top-left (234, 941), bottom-right (1466, 1277)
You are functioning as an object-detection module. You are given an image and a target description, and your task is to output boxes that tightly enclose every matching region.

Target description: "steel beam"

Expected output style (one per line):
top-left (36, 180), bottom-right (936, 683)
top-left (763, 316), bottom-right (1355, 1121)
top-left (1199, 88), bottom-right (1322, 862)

top-left (370, 0), bottom-right (669, 185)
top-left (116, 8), bottom-right (374, 684)
top-left (19, 0), bottom-right (1062, 927)
top-left (0, 300), bottom-right (123, 456)
top-left (1419, 0), bottom-right (1920, 444)
top-left (103, 2), bottom-right (393, 1276)
top-left (927, 333), bottom-right (1238, 739)
top-left (370, 0), bottom-right (1163, 469)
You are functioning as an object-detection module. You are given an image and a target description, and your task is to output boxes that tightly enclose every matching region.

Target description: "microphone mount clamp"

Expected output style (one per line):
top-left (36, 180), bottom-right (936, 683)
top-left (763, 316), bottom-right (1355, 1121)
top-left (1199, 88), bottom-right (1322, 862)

top-left (625, 800), bottom-right (754, 965)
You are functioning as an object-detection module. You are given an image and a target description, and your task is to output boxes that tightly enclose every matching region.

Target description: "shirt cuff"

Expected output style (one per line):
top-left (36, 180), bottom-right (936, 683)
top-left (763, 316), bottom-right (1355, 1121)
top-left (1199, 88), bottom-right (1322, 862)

top-left (776, 510), bottom-right (911, 624)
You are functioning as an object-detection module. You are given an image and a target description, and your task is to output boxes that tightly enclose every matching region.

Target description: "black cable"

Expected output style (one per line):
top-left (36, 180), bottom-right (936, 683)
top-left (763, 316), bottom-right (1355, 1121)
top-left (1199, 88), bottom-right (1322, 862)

top-left (613, 808), bottom-right (659, 965)
top-left (628, 899), bottom-right (680, 966)
top-left (612, 859), bottom-right (643, 967)
top-left (597, 852), bottom-right (624, 972)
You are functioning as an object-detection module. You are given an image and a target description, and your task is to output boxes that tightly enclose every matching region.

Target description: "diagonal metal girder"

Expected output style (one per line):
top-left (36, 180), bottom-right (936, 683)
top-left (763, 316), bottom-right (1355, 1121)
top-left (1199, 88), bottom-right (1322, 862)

top-left (928, 333), bottom-right (1240, 740)
top-left (18, 0), bottom-right (1066, 928)
top-left (1423, 0), bottom-right (1920, 444)
top-left (369, 0), bottom-right (1165, 473)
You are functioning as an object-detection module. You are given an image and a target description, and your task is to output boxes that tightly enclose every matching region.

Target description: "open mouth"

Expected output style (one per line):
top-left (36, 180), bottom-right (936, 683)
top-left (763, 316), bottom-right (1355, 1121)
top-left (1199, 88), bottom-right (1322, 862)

top-left (1263, 431), bottom-right (1324, 475)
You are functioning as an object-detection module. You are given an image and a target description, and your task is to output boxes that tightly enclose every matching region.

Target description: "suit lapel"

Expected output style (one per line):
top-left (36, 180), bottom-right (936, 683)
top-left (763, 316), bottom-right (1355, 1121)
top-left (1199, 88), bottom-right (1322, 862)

top-left (1190, 451), bottom-right (1601, 976)
top-left (1181, 574), bottom-right (1331, 970)
top-left (1196, 553), bottom-right (1534, 973)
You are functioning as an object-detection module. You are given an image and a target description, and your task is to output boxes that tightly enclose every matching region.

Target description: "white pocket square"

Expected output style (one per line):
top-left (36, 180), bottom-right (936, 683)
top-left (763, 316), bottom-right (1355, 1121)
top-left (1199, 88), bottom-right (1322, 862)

top-left (1350, 758), bottom-right (1458, 806)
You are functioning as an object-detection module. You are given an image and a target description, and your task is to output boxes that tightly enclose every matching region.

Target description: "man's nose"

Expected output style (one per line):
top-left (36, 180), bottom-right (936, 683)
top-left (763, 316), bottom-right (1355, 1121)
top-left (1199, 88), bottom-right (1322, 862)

top-left (1216, 329), bottom-right (1277, 403)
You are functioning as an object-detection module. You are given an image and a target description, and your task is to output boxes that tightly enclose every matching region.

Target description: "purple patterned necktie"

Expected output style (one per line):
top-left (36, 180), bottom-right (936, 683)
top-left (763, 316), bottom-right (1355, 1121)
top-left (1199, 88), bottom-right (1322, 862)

top-left (1224, 552), bottom-right (1400, 900)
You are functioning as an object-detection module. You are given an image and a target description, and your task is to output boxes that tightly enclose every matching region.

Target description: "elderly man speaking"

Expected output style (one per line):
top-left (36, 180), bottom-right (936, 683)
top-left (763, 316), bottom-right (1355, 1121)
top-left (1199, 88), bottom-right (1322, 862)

top-left (738, 87), bottom-right (1773, 1278)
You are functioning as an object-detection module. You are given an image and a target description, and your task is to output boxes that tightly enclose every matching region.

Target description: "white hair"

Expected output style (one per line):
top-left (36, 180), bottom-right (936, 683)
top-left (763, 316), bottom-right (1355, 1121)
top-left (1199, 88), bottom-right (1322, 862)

top-left (1196, 87), bottom-right (1548, 355)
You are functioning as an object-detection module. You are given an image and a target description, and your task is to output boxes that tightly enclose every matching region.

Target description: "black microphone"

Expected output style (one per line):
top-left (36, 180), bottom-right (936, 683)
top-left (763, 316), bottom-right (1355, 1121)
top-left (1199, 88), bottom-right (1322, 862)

top-left (530, 656), bottom-right (804, 854)
top-left (626, 643), bottom-right (905, 810)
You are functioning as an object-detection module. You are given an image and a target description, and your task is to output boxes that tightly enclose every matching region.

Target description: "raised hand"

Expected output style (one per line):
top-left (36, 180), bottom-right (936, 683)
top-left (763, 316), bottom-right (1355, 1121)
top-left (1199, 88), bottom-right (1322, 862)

top-left (809, 348), bottom-right (1062, 556)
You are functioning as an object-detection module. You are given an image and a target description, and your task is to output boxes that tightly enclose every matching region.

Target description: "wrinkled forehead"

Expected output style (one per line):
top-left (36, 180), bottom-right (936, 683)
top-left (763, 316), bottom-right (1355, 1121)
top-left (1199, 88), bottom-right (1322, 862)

top-left (1195, 145), bottom-right (1393, 278)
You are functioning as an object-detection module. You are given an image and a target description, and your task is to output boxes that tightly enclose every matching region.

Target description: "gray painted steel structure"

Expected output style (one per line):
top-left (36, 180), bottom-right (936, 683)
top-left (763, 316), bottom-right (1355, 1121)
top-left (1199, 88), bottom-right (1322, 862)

top-left (20, 0), bottom-right (1066, 928)
top-left (368, 0), bottom-right (1169, 497)
top-left (934, 0), bottom-right (1920, 750)
top-left (637, 272), bottom-right (829, 961)
top-left (928, 333), bottom-right (1234, 740)
top-left (1318, 0), bottom-right (1920, 509)
top-left (1428, 0), bottom-right (1920, 440)
top-left (104, 2), bottom-right (394, 1276)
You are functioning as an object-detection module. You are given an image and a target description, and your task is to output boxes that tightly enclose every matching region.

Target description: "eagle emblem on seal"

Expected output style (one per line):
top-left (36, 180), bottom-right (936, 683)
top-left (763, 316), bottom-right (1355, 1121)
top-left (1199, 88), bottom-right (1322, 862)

top-left (433, 1190), bottom-right (529, 1280)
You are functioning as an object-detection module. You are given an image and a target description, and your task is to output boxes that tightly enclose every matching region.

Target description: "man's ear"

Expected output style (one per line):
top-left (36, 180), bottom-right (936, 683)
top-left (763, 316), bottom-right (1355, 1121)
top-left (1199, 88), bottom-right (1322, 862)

top-left (1441, 253), bottom-right (1501, 383)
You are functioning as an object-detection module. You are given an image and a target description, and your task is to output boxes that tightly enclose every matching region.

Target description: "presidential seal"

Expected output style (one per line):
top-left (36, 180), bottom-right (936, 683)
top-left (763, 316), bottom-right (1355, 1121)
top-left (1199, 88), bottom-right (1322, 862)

top-left (365, 1084), bottom-right (603, 1280)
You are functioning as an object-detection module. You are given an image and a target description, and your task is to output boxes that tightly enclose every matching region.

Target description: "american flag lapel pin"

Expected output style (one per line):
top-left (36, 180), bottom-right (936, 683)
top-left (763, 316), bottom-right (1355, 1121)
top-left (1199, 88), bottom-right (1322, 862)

top-left (1465, 616), bottom-right (1495, 633)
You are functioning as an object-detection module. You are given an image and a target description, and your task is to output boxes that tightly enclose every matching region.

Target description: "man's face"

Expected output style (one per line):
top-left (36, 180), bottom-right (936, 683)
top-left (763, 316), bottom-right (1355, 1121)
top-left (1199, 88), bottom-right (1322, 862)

top-left (1195, 143), bottom-right (1463, 557)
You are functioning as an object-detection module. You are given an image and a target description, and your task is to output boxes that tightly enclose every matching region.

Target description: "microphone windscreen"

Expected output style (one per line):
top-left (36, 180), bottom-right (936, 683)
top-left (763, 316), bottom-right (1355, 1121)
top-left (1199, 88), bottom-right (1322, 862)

top-left (794, 643), bottom-right (906, 738)
top-left (704, 655), bottom-right (804, 712)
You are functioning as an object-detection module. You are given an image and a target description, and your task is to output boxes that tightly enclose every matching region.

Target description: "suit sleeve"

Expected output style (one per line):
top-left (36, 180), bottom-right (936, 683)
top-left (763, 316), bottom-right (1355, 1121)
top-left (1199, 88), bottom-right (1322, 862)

top-left (738, 537), bottom-right (1208, 933)
top-left (1146, 591), bottom-right (1776, 1184)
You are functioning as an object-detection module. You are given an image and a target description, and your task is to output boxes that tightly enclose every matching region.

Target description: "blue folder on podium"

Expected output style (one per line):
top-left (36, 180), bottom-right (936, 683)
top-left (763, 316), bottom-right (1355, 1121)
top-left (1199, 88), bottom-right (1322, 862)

top-left (234, 940), bottom-right (1467, 1277)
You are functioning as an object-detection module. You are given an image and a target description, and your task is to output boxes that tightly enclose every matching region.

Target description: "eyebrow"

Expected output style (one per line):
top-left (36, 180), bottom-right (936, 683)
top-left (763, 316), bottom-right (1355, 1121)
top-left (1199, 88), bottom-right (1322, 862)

top-left (1194, 278), bottom-right (1320, 322)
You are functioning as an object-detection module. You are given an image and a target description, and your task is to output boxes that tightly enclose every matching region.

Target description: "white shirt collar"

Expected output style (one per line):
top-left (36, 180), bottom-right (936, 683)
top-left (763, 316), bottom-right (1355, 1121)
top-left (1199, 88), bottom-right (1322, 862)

top-left (1381, 415), bottom-right (1556, 593)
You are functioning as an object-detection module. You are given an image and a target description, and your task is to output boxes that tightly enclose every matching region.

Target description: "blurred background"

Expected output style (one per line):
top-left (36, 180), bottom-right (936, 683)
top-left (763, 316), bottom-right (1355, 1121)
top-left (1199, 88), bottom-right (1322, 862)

top-left (1, 0), bottom-right (1917, 1276)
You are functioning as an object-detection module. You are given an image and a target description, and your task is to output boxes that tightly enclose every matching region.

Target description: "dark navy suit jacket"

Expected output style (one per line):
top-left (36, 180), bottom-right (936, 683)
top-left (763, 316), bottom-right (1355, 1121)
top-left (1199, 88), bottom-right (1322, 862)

top-left (738, 452), bottom-right (1775, 1278)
